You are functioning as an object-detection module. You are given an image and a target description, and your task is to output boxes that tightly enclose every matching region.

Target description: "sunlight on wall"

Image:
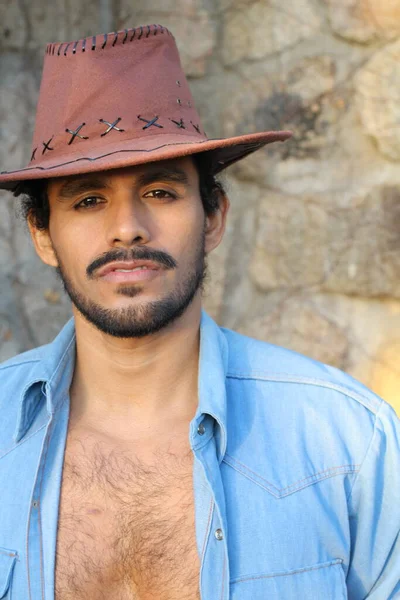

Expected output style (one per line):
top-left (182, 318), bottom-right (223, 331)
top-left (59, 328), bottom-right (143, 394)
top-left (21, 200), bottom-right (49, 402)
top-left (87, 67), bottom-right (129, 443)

top-left (371, 342), bottom-right (400, 416)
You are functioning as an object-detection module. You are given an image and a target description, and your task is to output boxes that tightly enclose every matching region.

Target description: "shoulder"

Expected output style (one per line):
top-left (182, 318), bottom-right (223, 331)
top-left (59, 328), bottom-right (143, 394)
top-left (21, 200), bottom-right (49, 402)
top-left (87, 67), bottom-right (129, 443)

top-left (221, 327), bottom-right (400, 495)
top-left (222, 326), bottom-right (385, 417)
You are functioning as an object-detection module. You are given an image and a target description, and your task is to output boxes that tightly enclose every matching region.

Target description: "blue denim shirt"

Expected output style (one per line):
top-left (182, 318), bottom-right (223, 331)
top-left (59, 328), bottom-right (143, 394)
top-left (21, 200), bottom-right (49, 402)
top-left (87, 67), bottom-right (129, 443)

top-left (0, 310), bottom-right (399, 599)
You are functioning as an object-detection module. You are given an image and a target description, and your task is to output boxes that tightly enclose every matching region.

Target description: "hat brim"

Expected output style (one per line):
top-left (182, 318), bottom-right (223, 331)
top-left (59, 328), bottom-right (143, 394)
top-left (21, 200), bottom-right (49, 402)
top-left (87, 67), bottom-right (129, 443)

top-left (0, 130), bottom-right (292, 192)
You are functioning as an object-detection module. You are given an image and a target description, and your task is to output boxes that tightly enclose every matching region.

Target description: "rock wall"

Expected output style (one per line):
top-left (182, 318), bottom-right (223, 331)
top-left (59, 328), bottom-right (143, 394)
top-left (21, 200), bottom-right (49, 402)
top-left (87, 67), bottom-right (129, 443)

top-left (0, 0), bottom-right (399, 412)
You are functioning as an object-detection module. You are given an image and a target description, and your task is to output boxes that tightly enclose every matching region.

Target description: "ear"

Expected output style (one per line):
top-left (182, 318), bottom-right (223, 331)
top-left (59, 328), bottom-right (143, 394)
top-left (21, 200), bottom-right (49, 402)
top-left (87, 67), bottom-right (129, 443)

top-left (204, 192), bottom-right (230, 254)
top-left (28, 217), bottom-right (59, 268)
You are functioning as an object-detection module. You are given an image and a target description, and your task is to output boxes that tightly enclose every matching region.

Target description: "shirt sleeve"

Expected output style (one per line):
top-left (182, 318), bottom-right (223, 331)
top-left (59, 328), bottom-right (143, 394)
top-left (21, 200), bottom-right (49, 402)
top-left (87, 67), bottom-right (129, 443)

top-left (346, 399), bottom-right (400, 599)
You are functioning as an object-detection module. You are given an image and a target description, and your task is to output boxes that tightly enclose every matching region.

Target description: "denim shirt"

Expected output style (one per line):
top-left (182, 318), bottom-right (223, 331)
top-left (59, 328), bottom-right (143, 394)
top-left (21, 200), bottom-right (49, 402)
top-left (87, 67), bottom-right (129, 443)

top-left (0, 310), bottom-right (399, 600)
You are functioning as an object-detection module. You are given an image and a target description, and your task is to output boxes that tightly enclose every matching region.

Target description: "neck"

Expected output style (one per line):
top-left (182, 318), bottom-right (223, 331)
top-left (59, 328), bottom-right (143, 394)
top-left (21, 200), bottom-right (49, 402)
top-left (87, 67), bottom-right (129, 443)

top-left (69, 299), bottom-right (202, 441)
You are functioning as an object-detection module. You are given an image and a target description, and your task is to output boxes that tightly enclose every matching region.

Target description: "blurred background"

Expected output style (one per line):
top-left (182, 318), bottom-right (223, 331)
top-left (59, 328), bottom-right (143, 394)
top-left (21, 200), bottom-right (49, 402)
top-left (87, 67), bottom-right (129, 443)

top-left (0, 0), bottom-right (399, 413)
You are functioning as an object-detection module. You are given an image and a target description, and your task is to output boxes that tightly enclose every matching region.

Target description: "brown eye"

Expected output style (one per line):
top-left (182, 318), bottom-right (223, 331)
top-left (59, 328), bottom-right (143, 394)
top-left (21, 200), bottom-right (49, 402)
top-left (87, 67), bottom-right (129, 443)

top-left (75, 196), bottom-right (102, 209)
top-left (143, 189), bottom-right (175, 199)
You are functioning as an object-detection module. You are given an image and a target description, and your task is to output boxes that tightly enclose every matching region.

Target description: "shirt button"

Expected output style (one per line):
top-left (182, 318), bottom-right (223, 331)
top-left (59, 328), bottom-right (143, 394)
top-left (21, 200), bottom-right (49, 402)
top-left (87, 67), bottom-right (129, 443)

top-left (197, 422), bottom-right (206, 436)
top-left (214, 528), bottom-right (224, 541)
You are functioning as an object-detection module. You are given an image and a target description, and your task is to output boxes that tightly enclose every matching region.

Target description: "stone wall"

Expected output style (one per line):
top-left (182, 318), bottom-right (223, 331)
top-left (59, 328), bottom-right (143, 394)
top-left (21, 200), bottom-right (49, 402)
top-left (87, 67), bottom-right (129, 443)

top-left (0, 0), bottom-right (399, 412)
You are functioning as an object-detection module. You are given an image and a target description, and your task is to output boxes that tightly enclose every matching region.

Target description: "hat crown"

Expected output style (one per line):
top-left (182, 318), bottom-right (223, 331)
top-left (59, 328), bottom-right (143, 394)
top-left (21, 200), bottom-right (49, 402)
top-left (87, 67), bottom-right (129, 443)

top-left (30, 24), bottom-right (205, 165)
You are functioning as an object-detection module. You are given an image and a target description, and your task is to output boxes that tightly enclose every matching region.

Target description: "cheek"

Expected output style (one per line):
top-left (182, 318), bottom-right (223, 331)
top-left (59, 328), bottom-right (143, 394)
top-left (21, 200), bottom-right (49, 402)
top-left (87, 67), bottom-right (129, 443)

top-left (168, 220), bottom-right (204, 261)
top-left (164, 204), bottom-right (205, 252)
top-left (49, 218), bottom-right (99, 273)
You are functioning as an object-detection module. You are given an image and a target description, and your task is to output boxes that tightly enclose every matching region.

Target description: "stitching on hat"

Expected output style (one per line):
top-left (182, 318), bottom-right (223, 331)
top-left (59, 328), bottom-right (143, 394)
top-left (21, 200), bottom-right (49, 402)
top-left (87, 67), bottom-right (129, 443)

top-left (42, 136), bottom-right (54, 155)
top-left (2, 140), bottom-right (215, 177)
top-left (2, 138), bottom-right (259, 179)
top-left (30, 148), bottom-right (37, 162)
top-left (191, 122), bottom-right (201, 134)
top-left (170, 118), bottom-right (186, 129)
top-left (137, 115), bottom-right (163, 130)
top-left (99, 118), bottom-right (125, 136)
top-left (66, 123), bottom-right (89, 145)
top-left (50, 25), bottom-right (172, 57)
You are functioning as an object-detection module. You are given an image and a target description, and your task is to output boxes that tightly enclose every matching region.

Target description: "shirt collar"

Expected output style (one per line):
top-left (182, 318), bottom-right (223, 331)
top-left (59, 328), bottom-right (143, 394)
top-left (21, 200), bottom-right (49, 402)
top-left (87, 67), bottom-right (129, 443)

top-left (15, 310), bottom-right (229, 458)
top-left (14, 318), bottom-right (76, 443)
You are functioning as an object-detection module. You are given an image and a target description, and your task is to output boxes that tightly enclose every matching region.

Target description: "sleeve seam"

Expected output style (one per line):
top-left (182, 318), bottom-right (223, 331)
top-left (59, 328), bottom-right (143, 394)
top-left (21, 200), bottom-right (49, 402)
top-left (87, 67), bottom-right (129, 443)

top-left (346, 400), bottom-right (384, 504)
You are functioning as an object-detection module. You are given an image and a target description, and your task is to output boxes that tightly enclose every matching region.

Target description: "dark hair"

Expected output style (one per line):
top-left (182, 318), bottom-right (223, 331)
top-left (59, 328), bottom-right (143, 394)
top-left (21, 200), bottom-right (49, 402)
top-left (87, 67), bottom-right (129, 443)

top-left (15, 152), bottom-right (225, 231)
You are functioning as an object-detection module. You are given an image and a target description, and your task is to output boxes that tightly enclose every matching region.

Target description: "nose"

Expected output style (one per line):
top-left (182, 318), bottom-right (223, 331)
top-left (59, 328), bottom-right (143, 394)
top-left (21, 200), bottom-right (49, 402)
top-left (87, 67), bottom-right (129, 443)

top-left (106, 195), bottom-right (151, 248)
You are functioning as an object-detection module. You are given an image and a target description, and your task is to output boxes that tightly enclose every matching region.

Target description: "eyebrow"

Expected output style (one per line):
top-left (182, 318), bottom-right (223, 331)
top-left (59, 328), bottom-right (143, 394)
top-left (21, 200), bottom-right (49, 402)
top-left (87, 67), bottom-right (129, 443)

top-left (57, 177), bottom-right (111, 200)
top-left (136, 167), bottom-right (190, 188)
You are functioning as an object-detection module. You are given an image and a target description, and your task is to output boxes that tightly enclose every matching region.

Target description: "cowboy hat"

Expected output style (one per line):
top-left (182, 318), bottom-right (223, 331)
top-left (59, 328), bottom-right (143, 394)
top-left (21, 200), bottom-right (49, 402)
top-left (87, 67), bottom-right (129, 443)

top-left (0, 24), bottom-right (292, 191)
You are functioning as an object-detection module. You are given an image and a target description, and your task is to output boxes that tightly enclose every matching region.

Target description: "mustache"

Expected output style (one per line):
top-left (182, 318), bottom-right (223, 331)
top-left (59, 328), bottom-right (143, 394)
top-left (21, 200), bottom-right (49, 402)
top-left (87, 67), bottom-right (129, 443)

top-left (87, 247), bottom-right (178, 278)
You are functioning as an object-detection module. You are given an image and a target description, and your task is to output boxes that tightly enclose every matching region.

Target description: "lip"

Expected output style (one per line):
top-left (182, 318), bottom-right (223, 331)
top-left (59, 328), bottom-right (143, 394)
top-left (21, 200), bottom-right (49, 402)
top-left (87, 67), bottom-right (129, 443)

top-left (97, 260), bottom-right (162, 284)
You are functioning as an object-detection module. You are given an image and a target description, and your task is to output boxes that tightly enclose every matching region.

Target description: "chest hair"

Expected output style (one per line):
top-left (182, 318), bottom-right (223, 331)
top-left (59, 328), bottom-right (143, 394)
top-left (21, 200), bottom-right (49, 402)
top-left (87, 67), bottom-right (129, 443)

top-left (55, 434), bottom-right (201, 600)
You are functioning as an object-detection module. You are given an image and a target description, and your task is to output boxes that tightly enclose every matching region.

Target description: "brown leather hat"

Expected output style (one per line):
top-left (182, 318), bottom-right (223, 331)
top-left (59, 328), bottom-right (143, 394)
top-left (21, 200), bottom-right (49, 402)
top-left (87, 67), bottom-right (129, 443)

top-left (0, 25), bottom-right (292, 191)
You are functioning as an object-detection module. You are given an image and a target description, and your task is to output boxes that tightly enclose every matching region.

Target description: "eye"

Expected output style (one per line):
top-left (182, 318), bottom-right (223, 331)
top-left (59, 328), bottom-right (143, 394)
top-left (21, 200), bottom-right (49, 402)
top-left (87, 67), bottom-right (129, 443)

top-left (74, 196), bottom-right (103, 209)
top-left (143, 189), bottom-right (176, 200)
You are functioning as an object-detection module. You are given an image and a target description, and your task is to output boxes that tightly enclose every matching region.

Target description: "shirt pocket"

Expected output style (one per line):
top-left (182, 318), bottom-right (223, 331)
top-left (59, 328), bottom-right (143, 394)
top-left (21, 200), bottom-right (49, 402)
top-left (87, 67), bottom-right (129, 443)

top-left (0, 548), bottom-right (17, 599)
top-left (230, 559), bottom-right (347, 600)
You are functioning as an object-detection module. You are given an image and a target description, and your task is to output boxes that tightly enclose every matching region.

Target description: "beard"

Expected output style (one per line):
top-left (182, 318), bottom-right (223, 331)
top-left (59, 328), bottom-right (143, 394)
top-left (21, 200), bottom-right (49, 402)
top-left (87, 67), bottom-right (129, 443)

top-left (54, 230), bottom-right (207, 338)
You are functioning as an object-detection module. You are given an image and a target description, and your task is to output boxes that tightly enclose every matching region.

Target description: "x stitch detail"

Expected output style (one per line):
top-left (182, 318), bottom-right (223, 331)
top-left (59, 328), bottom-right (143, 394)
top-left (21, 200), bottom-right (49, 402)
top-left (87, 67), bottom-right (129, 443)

top-left (137, 115), bottom-right (163, 130)
top-left (170, 118), bottom-right (185, 129)
top-left (99, 117), bottom-right (125, 136)
top-left (42, 136), bottom-right (54, 155)
top-left (66, 123), bottom-right (89, 145)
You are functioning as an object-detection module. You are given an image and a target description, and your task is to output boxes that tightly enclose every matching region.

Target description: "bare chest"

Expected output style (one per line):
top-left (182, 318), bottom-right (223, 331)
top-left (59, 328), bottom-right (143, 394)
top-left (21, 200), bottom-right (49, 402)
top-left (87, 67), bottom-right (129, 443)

top-left (55, 433), bottom-right (201, 600)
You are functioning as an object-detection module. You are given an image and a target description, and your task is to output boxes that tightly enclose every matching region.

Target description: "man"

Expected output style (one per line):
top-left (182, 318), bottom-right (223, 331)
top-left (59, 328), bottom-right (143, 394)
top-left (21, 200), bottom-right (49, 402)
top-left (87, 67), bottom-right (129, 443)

top-left (0, 24), bottom-right (398, 600)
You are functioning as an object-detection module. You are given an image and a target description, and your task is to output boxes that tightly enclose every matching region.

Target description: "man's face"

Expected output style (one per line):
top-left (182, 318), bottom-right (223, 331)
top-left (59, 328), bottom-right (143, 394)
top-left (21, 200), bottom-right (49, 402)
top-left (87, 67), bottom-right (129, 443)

top-left (33, 157), bottom-right (223, 338)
